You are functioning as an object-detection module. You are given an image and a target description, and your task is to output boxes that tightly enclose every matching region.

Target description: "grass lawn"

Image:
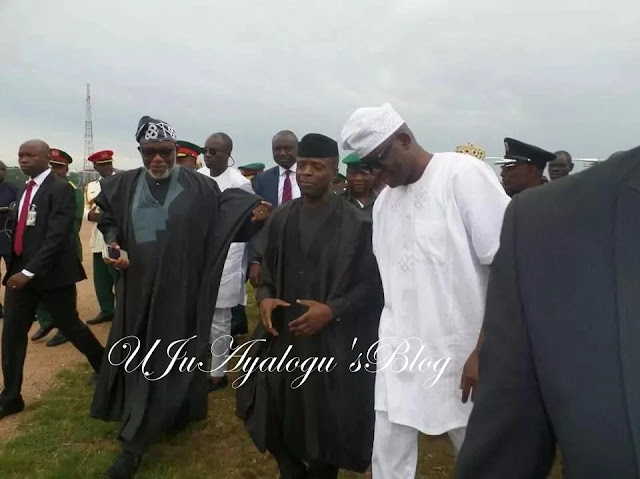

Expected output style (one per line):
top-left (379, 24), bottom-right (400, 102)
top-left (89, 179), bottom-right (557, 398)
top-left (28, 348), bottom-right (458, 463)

top-left (0, 291), bottom-right (562, 478)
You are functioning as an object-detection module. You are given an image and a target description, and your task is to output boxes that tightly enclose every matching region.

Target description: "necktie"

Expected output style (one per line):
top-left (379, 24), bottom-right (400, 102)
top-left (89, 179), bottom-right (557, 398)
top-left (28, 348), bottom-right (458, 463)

top-left (282, 170), bottom-right (292, 204)
top-left (14, 179), bottom-right (36, 256)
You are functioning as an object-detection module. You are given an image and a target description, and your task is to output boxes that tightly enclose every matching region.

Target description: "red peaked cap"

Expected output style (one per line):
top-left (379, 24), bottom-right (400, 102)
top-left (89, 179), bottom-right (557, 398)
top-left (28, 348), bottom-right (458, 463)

top-left (88, 150), bottom-right (114, 164)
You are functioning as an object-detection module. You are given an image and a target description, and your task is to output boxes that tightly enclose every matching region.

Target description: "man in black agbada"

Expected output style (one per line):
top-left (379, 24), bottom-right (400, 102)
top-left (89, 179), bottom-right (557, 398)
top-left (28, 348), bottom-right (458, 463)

top-left (90, 116), bottom-right (270, 479)
top-left (236, 133), bottom-right (383, 479)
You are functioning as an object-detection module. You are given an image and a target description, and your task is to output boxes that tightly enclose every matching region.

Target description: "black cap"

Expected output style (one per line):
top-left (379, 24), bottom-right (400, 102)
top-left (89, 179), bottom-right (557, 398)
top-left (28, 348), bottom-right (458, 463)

top-left (298, 133), bottom-right (339, 159)
top-left (496, 138), bottom-right (556, 170)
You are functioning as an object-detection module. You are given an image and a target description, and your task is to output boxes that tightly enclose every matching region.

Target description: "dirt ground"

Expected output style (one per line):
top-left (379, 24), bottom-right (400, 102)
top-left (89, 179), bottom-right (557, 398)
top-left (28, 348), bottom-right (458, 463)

top-left (0, 222), bottom-right (111, 440)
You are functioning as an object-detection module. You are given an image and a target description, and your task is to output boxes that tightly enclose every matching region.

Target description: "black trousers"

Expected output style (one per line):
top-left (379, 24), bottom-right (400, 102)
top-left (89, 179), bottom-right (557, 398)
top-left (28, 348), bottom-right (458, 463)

top-left (268, 445), bottom-right (339, 479)
top-left (1, 282), bottom-right (104, 403)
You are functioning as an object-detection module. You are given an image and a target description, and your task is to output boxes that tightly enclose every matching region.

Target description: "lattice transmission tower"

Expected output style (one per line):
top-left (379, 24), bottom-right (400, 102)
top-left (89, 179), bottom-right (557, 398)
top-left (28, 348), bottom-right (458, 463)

top-left (83, 83), bottom-right (94, 172)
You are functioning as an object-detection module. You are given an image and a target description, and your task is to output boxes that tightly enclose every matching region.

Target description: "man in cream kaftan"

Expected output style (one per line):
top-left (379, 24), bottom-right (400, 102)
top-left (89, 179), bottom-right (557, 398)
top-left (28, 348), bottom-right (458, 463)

top-left (342, 103), bottom-right (510, 479)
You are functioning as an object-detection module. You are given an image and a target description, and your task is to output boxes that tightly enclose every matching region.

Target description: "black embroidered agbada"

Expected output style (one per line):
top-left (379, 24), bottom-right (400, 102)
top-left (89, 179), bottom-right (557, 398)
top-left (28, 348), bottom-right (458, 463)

top-left (236, 194), bottom-right (383, 473)
top-left (90, 165), bottom-right (260, 447)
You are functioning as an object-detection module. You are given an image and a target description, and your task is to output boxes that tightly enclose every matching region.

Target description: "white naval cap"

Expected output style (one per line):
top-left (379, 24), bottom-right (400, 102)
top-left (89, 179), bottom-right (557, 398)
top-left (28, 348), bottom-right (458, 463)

top-left (340, 103), bottom-right (405, 158)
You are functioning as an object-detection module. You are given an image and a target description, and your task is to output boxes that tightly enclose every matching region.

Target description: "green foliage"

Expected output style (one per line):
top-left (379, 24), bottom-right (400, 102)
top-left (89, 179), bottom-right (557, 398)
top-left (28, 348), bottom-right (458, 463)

top-left (5, 167), bottom-right (27, 186)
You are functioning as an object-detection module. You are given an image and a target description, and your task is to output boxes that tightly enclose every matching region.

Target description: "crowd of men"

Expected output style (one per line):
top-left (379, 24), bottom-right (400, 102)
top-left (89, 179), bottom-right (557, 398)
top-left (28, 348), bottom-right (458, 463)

top-left (0, 104), bottom-right (636, 479)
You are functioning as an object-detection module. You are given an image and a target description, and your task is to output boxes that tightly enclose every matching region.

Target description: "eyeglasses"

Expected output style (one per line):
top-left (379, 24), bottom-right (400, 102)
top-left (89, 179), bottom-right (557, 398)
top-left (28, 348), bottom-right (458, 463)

top-left (203, 147), bottom-right (231, 157)
top-left (139, 147), bottom-right (175, 159)
top-left (361, 138), bottom-right (394, 173)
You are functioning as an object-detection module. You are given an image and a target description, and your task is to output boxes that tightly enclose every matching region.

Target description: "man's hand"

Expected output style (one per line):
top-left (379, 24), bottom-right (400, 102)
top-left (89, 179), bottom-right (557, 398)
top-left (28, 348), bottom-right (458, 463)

top-left (251, 201), bottom-right (272, 223)
top-left (460, 348), bottom-right (479, 403)
top-left (7, 272), bottom-right (31, 290)
top-left (289, 300), bottom-right (333, 337)
top-left (87, 208), bottom-right (99, 222)
top-left (258, 298), bottom-right (290, 336)
top-left (249, 263), bottom-right (261, 288)
top-left (103, 242), bottom-right (130, 271)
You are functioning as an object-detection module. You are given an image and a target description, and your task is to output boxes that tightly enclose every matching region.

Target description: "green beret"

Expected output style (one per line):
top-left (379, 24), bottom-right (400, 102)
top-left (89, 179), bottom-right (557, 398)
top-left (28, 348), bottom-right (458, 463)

top-left (177, 141), bottom-right (203, 157)
top-left (238, 163), bottom-right (266, 171)
top-left (342, 152), bottom-right (362, 166)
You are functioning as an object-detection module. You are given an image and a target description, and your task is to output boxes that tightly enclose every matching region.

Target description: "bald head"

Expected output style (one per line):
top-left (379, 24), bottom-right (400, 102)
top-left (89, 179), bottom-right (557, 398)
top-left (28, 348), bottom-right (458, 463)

top-left (208, 132), bottom-right (233, 153)
top-left (21, 139), bottom-right (49, 155)
top-left (18, 139), bottom-right (51, 178)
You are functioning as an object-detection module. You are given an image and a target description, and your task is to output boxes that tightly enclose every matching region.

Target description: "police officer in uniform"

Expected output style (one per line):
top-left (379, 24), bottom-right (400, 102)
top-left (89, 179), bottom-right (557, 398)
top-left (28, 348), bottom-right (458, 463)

top-left (31, 148), bottom-right (83, 346)
top-left (495, 137), bottom-right (556, 197)
top-left (340, 152), bottom-right (377, 218)
top-left (84, 150), bottom-right (116, 326)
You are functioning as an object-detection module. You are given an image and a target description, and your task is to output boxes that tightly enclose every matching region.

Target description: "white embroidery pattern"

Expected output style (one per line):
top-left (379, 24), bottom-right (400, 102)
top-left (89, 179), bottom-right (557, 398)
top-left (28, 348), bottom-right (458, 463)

top-left (398, 248), bottom-right (415, 272)
top-left (144, 122), bottom-right (177, 141)
top-left (414, 188), bottom-right (428, 209)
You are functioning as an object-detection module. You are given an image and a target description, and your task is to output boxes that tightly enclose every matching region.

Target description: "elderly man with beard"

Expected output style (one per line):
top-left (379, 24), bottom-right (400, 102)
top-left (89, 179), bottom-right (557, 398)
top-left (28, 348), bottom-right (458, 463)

top-left (90, 116), bottom-right (270, 479)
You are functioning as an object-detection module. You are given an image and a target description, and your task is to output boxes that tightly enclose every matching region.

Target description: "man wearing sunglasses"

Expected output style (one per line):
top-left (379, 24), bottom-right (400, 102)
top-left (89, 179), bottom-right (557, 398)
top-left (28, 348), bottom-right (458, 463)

top-left (198, 132), bottom-right (255, 392)
top-left (341, 103), bottom-right (510, 478)
top-left (89, 116), bottom-right (269, 479)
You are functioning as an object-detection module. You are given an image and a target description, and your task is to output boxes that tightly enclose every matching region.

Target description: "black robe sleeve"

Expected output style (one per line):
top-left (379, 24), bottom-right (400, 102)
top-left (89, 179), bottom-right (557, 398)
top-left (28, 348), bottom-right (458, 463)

top-left (326, 220), bottom-right (382, 319)
top-left (255, 211), bottom-right (278, 303)
top-left (94, 191), bottom-right (121, 246)
top-left (220, 188), bottom-right (261, 242)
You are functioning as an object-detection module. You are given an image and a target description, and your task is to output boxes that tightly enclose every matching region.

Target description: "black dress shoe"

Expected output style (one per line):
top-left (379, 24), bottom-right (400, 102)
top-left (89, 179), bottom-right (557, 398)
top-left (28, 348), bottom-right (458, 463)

top-left (0, 398), bottom-right (25, 421)
top-left (207, 375), bottom-right (228, 393)
top-left (31, 325), bottom-right (54, 341)
top-left (87, 313), bottom-right (114, 325)
top-left (46, 331), bottom-right (68, 347)
top-left (104, 451), bottom-right (141, 479)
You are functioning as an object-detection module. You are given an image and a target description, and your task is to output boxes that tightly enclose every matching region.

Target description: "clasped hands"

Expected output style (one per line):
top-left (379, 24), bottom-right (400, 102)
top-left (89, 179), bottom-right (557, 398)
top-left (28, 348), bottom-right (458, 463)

top-left (259, 298), bottom-right (333, 337)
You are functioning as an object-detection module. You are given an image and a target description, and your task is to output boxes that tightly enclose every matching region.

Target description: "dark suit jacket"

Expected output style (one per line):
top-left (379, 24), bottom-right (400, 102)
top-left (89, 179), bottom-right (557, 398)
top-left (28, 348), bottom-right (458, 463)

top-left (3, 172), bottom-right (86, 291)
top-left (456, 147), bottom-right (640, 478)
top-left (252, 166), bottom-right (279, 209)
top-left (250, 166), bottom-right (280, 263)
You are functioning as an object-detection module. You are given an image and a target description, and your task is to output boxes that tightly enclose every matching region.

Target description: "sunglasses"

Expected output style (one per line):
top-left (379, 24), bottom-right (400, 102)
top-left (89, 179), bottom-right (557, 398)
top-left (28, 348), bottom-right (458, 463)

top-left (139, 147), bottom-right (175, 159)
top-left (361, 138), bottom-right (394, 172)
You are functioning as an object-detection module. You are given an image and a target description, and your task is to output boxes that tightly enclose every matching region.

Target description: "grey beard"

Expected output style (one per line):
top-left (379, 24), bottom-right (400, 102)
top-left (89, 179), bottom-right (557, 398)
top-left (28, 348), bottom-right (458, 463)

top-left (146, 167), bottom-right (172, 180)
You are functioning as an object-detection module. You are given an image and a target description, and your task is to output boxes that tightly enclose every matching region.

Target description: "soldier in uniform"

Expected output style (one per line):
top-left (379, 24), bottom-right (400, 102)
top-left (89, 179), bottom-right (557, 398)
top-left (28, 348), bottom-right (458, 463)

top-left (495, 138), bottom-right (556, 197)
top-left (332, 172), bottom-right (346, 194)
top-left (176, 141), bottom-right (202, 170)
top-left (340, 152), bottom-right (377, 218)
top-left (238, 162), bottom-right (266, 182)
top-left (30, 148), bottom-right (84, 347)
top-left (84, 150), bottom-right (116, 326)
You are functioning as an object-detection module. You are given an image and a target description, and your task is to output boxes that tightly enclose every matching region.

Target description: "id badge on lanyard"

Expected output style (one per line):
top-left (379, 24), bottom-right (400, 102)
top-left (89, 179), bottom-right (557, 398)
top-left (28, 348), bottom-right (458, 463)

top-left (26, 204), bottom-right (37, 227)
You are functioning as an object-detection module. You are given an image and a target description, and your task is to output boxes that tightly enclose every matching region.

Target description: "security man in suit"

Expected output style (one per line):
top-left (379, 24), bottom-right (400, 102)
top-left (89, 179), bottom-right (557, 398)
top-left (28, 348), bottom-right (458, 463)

top-left (456, 146), bottom-right (640, 478)
top-left (249, 130), bottom-right (300, 288)
top-left (31, 148), bottom-right (84, 347)
top-left (84, 150), bottom-right (116, 326)
top-left (0, 139), bottom-right (104, 420)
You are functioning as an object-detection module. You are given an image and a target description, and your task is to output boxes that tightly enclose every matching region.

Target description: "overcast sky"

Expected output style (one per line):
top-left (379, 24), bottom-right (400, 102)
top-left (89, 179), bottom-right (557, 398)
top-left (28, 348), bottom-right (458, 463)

top-left (1, 0), bottom-right (639, 174)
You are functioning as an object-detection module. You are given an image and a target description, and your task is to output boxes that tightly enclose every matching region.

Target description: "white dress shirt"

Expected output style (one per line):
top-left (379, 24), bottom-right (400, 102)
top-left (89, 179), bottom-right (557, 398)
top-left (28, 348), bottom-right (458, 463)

top-left (277, 163), bottom-right (300, 205)
top-left (19, 168), bottom-right (52, 277)
top-left (372, 152), bottom-right (510, 435)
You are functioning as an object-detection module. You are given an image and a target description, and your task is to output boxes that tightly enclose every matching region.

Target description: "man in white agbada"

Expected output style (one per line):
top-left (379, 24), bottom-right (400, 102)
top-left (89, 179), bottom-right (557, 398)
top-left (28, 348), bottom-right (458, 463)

top-left (198, 132), bottom-right (253, 391)
top-left (341, 104), bottom-right (510, 478)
